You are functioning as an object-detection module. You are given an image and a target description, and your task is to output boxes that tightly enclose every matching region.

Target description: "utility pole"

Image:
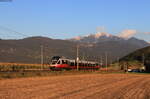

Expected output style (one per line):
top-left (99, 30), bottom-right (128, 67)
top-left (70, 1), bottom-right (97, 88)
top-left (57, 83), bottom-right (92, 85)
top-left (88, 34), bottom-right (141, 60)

top-left (142, 53), bottom-right (145, 71)
top-left (82, 53), bottom-right (85, 60)
top-left (117, 57), bottom-right (120, 69)
top-left (76, 45), bottom-right (79, 71)
top-left (117, 57), bottom-right (119, 64)
top-left (100, 56), bottom-right (103, 66)
top-left (142, 53), bottom-right (145, 65)
top-left (105, 52), bottom-right (108, 72)
top-left (41, 45), bottom-right (44, 70)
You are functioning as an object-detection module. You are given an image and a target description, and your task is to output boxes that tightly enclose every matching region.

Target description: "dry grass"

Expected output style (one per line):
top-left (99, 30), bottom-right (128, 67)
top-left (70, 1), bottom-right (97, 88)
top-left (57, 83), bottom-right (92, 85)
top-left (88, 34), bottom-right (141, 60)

top-left (0, 62), bottom-right (50, 71)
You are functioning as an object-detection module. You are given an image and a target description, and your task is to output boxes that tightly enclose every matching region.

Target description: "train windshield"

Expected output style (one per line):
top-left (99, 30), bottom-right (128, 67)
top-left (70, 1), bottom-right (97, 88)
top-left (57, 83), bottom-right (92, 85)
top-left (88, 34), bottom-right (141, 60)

top-left (51, 56), bottom-right (61, 64)
top-left (51, 56), bottom-right (61, 61)
top-left (51, 60), bottom-right (58, 64)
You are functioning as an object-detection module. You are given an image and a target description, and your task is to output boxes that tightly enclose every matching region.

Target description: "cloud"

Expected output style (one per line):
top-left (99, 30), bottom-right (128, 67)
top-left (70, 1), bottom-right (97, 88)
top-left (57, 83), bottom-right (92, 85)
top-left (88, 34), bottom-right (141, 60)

top-left (144, 32), bottom-right (150, 34)
top-left (118, 29), bottom-right (137, 39)
top-left (96, 26), bottom-right (105, 33)
top-left (73, 36), bottom-right (82, 40)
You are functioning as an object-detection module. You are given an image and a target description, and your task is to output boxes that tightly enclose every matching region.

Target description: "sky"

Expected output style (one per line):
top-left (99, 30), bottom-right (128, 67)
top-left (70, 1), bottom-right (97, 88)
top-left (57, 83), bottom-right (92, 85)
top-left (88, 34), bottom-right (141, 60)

top-left (0, 0), bottom-right (150, 42)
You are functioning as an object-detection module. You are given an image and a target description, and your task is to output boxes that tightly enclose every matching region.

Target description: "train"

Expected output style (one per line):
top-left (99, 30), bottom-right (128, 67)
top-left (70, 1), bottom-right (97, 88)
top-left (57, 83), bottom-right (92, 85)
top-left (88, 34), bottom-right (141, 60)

top-left (49, 56), bottom-right (101, 70)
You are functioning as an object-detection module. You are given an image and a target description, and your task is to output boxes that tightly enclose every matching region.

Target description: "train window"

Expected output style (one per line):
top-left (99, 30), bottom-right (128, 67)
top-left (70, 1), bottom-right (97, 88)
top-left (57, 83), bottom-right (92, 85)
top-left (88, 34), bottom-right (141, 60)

top-left (79, 63), bottom-right (82, 66)
top-left (92, 64), bottom-right (94, 66)
top-left (90, 64), bottom-right (92, 66)
top-left (57, 60), bottom-right (60, 64)
top-left (85, 63), bottom-right (87, 66)
top-left (82, 63), bottom-right (84, 66)
top-left (75, 62), bottom-right (77, 66)
top-left (62, 60), bottom-right (68, 64)
top-left (70, 62), bottom-right (74, 66)
top-left (51, 56), bottom-right (60, 61)
top-left (85, 63), bottom-right (88, 66)
top-left (51, 61), bottom-right (57, 64)
top-left (88, 63), bottom-right (91, 66)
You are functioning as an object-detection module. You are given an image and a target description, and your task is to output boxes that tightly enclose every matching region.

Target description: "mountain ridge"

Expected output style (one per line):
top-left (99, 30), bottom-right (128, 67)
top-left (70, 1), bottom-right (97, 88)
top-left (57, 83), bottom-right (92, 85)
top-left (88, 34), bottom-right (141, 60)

top-left (0, 36), bottom-right (149, 64)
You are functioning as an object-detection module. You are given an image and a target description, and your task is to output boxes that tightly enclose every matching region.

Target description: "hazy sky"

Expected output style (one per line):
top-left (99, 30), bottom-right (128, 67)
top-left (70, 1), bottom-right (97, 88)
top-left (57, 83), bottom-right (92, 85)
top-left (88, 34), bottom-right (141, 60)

top-left (0, 0), bottom-right (150, 42)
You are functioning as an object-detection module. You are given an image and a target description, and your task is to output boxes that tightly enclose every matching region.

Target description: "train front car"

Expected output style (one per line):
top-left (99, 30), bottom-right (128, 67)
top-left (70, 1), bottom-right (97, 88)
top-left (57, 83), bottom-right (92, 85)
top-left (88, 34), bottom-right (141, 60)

top-left (50, 56), bottom-right (70, 70)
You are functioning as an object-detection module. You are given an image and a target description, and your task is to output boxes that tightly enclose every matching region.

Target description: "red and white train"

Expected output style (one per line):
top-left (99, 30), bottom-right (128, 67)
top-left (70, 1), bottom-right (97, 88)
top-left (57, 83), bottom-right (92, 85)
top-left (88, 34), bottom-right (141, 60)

top-left (50, 56), bottom-right (101, 70)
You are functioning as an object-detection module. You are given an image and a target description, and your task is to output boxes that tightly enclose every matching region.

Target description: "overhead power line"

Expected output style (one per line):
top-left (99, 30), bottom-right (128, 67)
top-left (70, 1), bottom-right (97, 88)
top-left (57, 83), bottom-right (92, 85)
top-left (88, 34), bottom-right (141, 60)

top-left (0, 25), bottom-right (29, 37)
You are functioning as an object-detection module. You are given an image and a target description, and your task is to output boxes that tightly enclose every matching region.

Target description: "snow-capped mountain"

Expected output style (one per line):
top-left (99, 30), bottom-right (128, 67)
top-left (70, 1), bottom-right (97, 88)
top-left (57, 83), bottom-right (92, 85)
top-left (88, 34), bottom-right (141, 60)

top-left (69, 32), bottom-right (150, 47)
top-left (70, 32), bottom-right (124, 43)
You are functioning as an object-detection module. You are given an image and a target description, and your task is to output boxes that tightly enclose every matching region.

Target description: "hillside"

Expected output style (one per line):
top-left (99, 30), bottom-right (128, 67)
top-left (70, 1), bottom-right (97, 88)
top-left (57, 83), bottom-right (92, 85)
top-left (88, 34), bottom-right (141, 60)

top-left (0, 36), bottom-right (149, 64)
top-left (120, 46), bottom-right (150, 61)
top-left (0, 37), bottom-right (77, 64)
top-left (120, 46), bottom-right (150, 72)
